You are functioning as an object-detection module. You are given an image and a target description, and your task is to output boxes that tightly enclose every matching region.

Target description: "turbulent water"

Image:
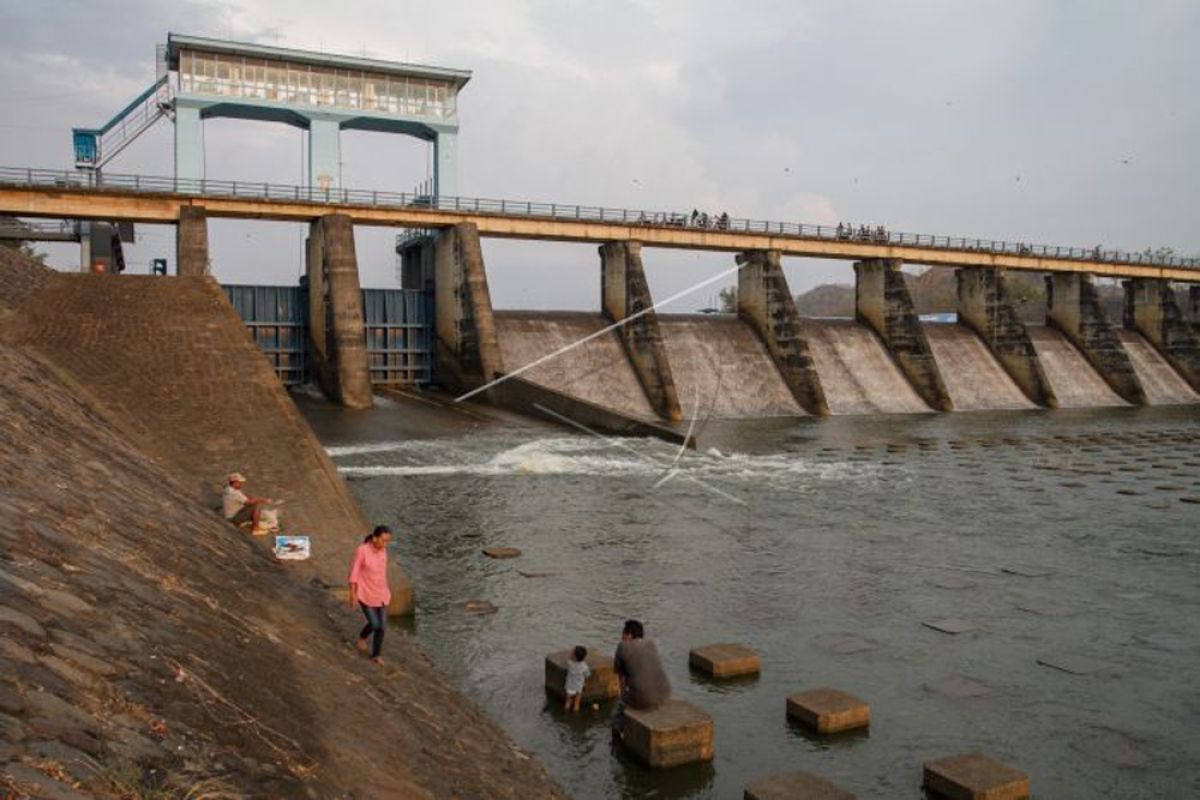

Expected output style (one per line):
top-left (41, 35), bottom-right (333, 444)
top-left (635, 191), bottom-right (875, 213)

top-left (308, 400), bottom-right (1200, 800)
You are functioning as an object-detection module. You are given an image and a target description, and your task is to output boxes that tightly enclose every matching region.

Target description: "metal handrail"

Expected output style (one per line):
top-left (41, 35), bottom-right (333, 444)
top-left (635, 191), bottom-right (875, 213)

top-left (1, 166), bottom-right (1196, 270)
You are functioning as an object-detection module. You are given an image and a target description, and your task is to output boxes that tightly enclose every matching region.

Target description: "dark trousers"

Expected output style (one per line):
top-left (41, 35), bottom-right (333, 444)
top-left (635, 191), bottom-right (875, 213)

top-left (359, 603), bottom-right (386, 658)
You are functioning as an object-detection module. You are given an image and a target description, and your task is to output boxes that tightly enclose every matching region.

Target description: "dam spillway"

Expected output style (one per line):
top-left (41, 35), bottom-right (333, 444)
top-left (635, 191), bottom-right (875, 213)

top-left (1026, 326), bottom-right (1126, 408)
top-left (658, 314), bottom-right (803, 419)
top-left (493, 311), bottom-right (658, 421)
top-left (798, 319), bottom-right (929, 415)
top-left (922, 323), bottom-right (1034, 411)
top-left (1117, 329), bottom-right (1199, 405)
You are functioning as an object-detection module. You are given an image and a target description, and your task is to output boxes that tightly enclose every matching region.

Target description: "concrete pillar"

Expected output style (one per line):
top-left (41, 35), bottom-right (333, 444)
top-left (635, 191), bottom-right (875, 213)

top-left (399, 237), bottom-right (435, 291)
top-left (176, 206), bottom-right (209, 277)
top-left (600, 241), bottom-right (682, 421)
top-left (854, 259), bottom-right (952, 411)
top-left (1190, 286), bottom-right (1200, 326)
top-left (433, 223), bottom-right (502, 393)
top-left (1045, 272), bottom-right (1146, 405)
top-left (736, 250), bottom-right (828, 415)
top-left (956, 267), bottom-right (1056, 407)
top-left (305, 214), bottom-right (372, 409)
top-left (1123, 278), bottom-right (1200, 392)
top-left (173, 103), bottom-right (204, 184)
top-left (309, 118), bottom-right (342, 191)
top-left (78, 222), bottom-right (91, 273)
top-left (305, 226), bottom-right (327, 376)
top-left (434, 130), bottom-right (458, 200)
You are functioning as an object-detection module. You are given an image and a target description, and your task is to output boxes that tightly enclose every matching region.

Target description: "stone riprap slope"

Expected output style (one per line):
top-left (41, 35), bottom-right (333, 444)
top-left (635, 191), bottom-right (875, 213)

top-left (0, 341), bottom-right (565, 799)
top-left (6, 273), bottom-right (372, 592)
top-left (0, 246), bottom-right (51, 317)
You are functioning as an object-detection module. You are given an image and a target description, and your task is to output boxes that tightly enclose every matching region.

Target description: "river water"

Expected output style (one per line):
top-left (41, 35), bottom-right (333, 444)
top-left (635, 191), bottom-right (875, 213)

top-left (305, 398), bottom-right (1200, 799)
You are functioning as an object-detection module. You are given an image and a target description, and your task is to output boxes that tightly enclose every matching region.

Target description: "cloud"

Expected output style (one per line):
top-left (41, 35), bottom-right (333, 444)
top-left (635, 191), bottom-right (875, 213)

top-left (1, 0), bottom-right (1197, 295)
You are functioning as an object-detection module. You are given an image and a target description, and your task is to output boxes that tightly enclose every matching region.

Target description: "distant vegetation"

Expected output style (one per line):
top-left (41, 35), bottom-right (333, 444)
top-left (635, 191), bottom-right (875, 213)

top-left (792, 267), bottom-right (1121, 324)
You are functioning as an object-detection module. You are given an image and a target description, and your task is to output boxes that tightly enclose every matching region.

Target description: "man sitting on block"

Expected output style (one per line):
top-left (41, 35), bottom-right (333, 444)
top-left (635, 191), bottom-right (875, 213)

top-left (222, 472), bottom-right (277, 535)
top-left (612, 618), bottom-right (670, 741)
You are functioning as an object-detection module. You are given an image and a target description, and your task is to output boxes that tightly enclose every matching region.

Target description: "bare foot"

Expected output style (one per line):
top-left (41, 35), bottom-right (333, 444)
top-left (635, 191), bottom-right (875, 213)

top-left (371, 656), bottom-right (385, 666)
top-left (356, 638), bottom-right (369, 653)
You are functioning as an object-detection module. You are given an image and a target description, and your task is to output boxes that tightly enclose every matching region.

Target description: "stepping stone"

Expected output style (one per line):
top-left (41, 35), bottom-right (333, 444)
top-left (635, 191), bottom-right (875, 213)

top-left (1131, 632), bottom-right (1192, 652)
top-left (923, 675), bottom-right (992, 700)
top-left (1180, 497), bottom-right (1200, 504)
top-left (813, 633), bottom-right (876, 655)
top-left (923, 752), bottom-right (1029, 800)
top-left (1070, 727), bottom-right (1149, 768)
top-left (1000, 565), bottom-right (1053, 578)
top-left (622, 698), bottom-right (713, 767)
top-left (462, 600), bottom-right (498, 614)
top-left (544, 649), bottom-right (619, 702)
top-left (482, 546), bottom-right (521, 559)
top-left (927, 575), bottom-right (976, 590)
top-left (517, 569), bottom-right (553, 578)
top-left (786, 688), bottom-right (870, 734)
top-left (923, 618), bottom-right (977, 635)
top-left (1036, 654), bottom-right (1113, 676)
top-left (689, 643), bottom-right (760, 678)
top-left (745, 770), bottom-right (857, 799)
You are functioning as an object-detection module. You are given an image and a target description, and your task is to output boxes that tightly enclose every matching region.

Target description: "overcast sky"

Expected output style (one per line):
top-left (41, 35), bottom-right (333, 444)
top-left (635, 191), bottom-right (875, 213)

top-left (2, 0), bottom-right (1197, 309)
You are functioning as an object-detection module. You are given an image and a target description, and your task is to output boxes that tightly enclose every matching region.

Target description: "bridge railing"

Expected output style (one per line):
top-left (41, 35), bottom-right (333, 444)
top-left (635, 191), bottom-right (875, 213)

top-left (1, 166), bottom-right (1196, 270)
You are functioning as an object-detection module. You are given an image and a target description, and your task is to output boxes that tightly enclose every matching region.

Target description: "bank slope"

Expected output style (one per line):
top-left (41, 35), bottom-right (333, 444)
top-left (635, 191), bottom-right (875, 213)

top-left (0, 339), bottom-right (565, 799)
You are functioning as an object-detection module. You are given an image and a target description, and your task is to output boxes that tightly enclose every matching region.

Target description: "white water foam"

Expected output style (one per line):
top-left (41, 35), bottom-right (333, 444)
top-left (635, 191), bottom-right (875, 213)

top-left (332, 435), bottom-right (880, 484)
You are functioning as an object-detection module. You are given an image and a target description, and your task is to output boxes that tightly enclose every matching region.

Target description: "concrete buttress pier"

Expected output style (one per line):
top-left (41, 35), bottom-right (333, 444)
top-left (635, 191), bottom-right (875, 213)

top-left (434, 222), bottom-right (503, 394)
top-left (600, 241), bottom-right (682, 421)
top-left (854, 259), bottom-right (952, 411)
top-left (1045, 272), bottom-right (1146, 405)
top-left (176, 205), bottom-right (209, 277)
top-left (956, 267), bottom-right (1056, 407)
top-left (305, 214), bottom-right (373, 409)
top-left (1124, 278), bottom-right (1200, 393)
top-left (737, 249), bottom-right (828, 415)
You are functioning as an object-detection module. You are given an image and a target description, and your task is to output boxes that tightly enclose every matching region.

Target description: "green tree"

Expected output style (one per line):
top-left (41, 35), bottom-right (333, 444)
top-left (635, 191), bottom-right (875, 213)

top-left (718, 286), bottom-right (737, 313)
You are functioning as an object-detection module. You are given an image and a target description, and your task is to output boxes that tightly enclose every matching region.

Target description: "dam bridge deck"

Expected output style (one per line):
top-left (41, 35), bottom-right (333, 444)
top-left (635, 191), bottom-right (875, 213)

top-left (1, 166), bottom-right (1198, 281)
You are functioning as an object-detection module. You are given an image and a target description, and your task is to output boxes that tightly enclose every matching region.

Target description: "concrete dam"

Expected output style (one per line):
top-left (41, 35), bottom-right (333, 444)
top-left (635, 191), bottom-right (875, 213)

top-left (388, 225), bottom-right (1200, 435)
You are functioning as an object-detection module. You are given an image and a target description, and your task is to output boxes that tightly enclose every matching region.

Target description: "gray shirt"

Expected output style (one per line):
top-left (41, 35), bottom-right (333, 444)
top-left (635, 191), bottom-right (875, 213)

top-left (614, 638), bottom-right (670, 710)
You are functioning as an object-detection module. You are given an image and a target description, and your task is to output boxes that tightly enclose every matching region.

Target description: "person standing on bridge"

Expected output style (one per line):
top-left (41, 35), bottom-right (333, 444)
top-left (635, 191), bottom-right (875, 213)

top-left (349, 525), bottom-right (393, 665)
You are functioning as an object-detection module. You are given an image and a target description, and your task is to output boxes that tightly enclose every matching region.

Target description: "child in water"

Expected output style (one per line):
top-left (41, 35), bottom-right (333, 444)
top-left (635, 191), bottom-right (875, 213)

top-left (564, 645), bottom-right (591, 712)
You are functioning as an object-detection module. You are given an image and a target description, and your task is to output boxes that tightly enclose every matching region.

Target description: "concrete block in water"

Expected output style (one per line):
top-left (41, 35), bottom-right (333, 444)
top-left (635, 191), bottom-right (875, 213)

top-left (786, 688), bottom-right (870, 733)
top-left (482, 546), bottom-right (521, 559)
top-left (923, 752), bottom-right (1029, 800)
top-left (622, 698), bottom-right (714, 767)
top-left (745, 770), bottom-right (857, 800)
top-left (544, 650), bottom-right (619, 702)
top-left (689, 643), bottom-right (760, 678)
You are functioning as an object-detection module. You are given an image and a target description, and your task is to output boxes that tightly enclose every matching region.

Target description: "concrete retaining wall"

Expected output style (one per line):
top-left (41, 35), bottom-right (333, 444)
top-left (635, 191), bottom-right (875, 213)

top-left (1124, 278), bottom-right (1200, 393)
top-left (956, 267), bottom-right (1056, 407)
top-left (306, 214), bottom-right (372, 409)
top-left (1045, 272), bottom-right (1146, 405)
top-left (600, 241), bottom-right (681, 421)
top-left (737, 249), bottom-right (828, 415)
top-left (854, 259), bottom-right (952, 411)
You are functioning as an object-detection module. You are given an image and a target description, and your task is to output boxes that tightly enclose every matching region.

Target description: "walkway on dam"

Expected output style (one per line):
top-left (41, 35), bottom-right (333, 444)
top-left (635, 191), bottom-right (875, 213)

top-left (1, 166), bottom-right (1198, 280)
top-left (2, 263), bottom-right (380, 593)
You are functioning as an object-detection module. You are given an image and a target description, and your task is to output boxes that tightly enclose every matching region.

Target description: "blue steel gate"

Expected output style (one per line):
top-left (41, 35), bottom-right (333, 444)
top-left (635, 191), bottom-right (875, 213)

top-left (362, 288), bottom-right (434, 385)
top-left (223, 284), bottom-right (309, 385)
top-left (223, 285), bottom-right (433, 387)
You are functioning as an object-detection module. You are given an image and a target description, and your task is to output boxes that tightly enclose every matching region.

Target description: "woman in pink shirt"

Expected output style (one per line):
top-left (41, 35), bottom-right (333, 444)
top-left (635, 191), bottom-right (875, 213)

top-left (348, 525), bottom-right (393, 664)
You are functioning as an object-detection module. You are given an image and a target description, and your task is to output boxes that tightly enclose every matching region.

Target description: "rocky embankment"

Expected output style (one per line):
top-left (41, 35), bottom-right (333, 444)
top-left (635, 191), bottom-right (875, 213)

top-left (0, 250), bottom-right (566, 798)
